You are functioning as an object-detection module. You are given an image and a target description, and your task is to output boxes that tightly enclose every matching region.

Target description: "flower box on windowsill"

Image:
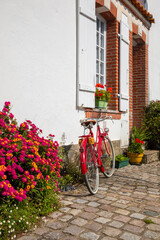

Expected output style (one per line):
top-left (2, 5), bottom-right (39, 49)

top-left (95, 99), bottom-right (108, 109)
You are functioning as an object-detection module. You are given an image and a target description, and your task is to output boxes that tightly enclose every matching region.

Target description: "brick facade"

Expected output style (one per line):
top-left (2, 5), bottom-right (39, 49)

top-left (86, 0), bottom-right (150, 133)
top-left (106, 20), bottom-right (119, 111)
top-left (132, 42), bottom-right (148, 128)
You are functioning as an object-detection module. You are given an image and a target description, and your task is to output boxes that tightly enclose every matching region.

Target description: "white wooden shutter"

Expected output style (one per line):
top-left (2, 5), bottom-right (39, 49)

top-left (77, 0), bottom-right (96, 108)
top-left (119, 13), bottom-right (129, 112)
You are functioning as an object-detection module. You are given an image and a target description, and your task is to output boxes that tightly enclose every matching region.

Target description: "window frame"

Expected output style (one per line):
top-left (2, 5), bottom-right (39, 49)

top-left (96, 14), bottom-right (106, 86)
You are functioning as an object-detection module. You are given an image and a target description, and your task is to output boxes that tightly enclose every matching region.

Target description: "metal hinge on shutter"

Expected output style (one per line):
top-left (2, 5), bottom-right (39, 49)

top-left (118, 33), bottom-right (130, 45)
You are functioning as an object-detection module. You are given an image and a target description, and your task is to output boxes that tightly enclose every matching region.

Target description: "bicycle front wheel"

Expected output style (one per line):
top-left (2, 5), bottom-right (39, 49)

top-left (84, 143), bottom-right (99, 194)
top-left (101, 137), bottom-right (115, 177)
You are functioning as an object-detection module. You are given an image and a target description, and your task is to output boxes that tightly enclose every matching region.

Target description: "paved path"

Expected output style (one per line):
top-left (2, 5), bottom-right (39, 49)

top-left (18, 162), bottom-right (160, 240)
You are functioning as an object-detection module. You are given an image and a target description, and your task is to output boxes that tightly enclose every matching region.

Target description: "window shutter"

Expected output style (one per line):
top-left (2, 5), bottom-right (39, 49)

top-left (77, 0), bottom-right (96, 108)
top-left (119, 13), bottom-right (129, 112)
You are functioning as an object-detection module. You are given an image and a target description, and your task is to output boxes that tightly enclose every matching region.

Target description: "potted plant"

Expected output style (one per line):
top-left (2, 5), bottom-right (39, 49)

top-left (95, 83), bottom-right (113, 109)
top-left (127, 127), bottom-right (146, 165)
top-left (115, 154), bottom-right (129, 168)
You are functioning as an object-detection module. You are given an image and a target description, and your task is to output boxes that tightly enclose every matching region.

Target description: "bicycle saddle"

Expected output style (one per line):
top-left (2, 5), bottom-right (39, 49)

top-left (80, 119), bottom-right (96, 127)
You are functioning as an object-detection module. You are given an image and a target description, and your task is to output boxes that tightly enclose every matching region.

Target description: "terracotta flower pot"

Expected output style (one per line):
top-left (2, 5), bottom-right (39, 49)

top-left (127, 152), bottom-right (144, 165)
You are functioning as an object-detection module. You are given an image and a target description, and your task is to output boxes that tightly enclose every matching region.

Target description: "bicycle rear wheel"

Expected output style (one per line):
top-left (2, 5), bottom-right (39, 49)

top-left (84, 143), bottom-right (99, 194)
top-left (101, 137), bottom-right (115, 177)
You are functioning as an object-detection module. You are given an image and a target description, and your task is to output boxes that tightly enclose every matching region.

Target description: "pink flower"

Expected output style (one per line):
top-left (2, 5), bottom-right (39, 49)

top-left (24, 171), bottom-right (29, 176)
top-left (22, 177), bottom-right (27, 183)
top-left (13, 174), bottom-right (18, 180)
top-left (4, 101), bottom-right (11, 107)
top-left (2, 191), bottom-right (7, 196)
top-left (9, 113), bottom-right (14, 119)
top-left (2, 107), bottom-right (9, 113)
top-left (30, 175), bottom-right (34, 180)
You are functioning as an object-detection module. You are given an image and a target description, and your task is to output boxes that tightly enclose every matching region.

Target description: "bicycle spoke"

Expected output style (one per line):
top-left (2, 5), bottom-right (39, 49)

top-left (101, 137), bottom-right (115, 177)
top-left (84, 144), bottom-right (99, 194)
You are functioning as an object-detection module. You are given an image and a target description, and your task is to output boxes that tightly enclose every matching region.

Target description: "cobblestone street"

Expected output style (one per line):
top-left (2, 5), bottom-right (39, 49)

top-left (18, 162), bottom-right (160, 240)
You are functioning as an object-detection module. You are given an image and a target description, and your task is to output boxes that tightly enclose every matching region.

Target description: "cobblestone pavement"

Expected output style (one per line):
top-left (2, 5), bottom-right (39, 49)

top-left (18, 162), bottom-right (160, 240)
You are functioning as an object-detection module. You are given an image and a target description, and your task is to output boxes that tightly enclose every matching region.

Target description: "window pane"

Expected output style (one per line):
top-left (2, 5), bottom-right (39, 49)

top-left (96, 33), bottom-right (99, 45)
top-left (101, 22), bottom-right (104, 34)
top-left (96, 16), bottom-right (106, 85)
top-left (96, 75), bottom-right (99, 84)
top-left (100, 62), bottom-right (104, 74)
top-left (101, 35), bottom-right (104, 47)
top-left (100, 76), bottom-right (104, 85)
top-left (97, 19), bottom-right (99, 31)
top-left (100, 49), bottom-right (104, 61)
top-left (96, 47), bottom-right (99, 59)
top-left (96, 61), bottom-right (99, 73)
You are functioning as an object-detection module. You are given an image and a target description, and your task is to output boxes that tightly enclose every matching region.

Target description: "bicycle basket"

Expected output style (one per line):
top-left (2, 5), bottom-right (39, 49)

top-left (78, 139), bottom-right (83, 145)
top-left (88, 137), bottom-right (95, 145)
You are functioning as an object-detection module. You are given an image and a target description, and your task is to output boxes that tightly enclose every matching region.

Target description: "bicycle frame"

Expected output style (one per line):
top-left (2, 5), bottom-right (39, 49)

top-left (96, 124), bottom-right (108, 173)
top-left (79, 120), bottom-right (110, 175)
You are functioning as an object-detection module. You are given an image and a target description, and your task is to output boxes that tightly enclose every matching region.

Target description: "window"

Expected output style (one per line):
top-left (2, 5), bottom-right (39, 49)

top-left (96, 15), bottom-right (106, 85)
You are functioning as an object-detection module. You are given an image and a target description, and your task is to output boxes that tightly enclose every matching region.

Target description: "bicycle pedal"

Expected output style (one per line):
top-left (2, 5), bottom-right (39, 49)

top-left (79, 146), bottom-right (84, 153)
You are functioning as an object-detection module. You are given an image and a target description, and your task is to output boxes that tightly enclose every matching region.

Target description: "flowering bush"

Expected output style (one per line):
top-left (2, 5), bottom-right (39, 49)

top-left (0, 101), bottom-right (62, 202)
top-left (95, 83), bottom-right (113, 102)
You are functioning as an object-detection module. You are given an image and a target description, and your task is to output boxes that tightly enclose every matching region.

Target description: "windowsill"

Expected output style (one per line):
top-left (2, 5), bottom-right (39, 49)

top-left (85, 108), bottom-right (122, 120)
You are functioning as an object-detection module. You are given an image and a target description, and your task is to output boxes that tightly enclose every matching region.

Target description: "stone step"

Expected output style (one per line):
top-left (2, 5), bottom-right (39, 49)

top-left (142, 150), bottom-right (160, 164)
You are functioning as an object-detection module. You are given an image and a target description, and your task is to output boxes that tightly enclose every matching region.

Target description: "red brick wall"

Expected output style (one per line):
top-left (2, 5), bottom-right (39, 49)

top-left (132, 43), bottom-right (148, 128)
top-left (106, 20), bottom-right (119, 111)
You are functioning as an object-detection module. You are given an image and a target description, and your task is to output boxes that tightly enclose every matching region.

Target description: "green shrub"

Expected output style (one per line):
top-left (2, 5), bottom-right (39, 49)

top-left (143, 101), bottom-right (160, 149)
top-left (60, 161), bottom-right (83, 186)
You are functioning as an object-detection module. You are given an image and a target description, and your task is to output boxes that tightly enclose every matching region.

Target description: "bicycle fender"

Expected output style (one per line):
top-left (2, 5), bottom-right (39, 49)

top-left (80, 138), bottom-right (88, 175)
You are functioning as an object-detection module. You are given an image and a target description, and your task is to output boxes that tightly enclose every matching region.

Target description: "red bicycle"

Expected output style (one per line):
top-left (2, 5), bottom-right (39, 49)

top-left (79, 116), bottom-right (115, 194)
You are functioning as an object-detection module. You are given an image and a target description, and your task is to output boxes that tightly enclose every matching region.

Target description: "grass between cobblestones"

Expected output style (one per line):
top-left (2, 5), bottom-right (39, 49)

top-left (144, 219), bottom-right (155, 224)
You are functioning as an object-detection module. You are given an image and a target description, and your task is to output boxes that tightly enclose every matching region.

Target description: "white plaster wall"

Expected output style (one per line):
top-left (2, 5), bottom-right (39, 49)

top-left (0, 0), bottom-right (86, 144)
top-left (148, 0), bottom-right (160, 101)
top-left (0, 0), bottom-right (122, 145)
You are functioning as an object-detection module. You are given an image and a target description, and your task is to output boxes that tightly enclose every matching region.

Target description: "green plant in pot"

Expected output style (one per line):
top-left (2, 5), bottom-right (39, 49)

top-left (115, 154), bottom-right (129, 168)
top-left (127, 126), bottom-right (146, 165)
top-left (95, 83), bottom-right (113, 109)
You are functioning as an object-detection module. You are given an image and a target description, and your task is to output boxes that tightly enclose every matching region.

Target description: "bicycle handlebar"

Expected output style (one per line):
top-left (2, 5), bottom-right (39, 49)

top-left (80, 116), bottom-right (112, 125)
top-left (97, 116), bottom-right (112, 123)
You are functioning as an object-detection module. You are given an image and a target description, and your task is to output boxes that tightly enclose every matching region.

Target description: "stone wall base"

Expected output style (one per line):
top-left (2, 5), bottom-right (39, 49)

top-left (61, 140), bottom-right (122, 165)
top-left (142, 150), bottom-right (160, 164)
